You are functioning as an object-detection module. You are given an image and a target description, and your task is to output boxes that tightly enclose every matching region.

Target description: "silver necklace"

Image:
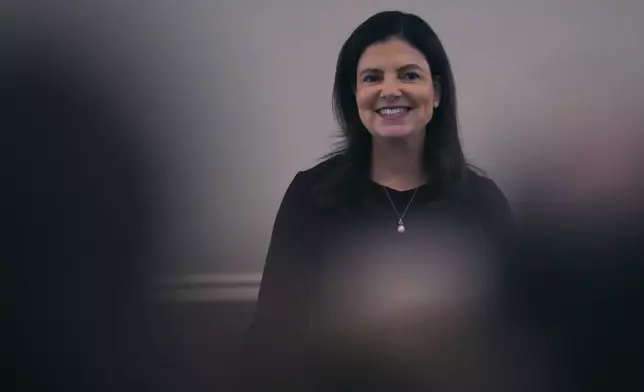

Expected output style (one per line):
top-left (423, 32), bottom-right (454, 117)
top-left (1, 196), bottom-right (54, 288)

top-left (382, 186), bottom-right (419, 233)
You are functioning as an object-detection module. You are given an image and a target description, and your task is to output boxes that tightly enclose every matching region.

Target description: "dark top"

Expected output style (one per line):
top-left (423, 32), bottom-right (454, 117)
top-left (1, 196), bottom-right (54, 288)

top-left (242, 155), bottom-right (521, 391)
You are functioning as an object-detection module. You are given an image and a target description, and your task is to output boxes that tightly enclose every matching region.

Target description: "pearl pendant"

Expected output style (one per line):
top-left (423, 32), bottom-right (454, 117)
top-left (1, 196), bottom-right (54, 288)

top-left (397, 223), bottom-right (406, 233)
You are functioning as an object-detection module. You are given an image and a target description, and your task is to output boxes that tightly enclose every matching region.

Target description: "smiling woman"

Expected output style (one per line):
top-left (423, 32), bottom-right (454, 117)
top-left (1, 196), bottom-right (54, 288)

top-left (356, 39), bottom-right (439, 140)
top-left (241, 10), bottom-right (521, 392)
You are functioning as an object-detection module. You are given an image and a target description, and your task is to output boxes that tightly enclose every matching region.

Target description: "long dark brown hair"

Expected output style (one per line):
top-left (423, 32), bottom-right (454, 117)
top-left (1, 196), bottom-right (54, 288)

top-left (316, 10), bottom-right (469, 205)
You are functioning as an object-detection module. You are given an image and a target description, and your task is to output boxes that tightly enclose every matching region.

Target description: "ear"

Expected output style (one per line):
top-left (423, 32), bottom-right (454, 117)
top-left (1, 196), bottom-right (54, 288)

top-left (432, 76), bottom-right (442, 108)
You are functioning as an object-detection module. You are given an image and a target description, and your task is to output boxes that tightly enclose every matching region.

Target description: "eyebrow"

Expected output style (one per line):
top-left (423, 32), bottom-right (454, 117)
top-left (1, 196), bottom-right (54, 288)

top-left (358, 63), bottom-right (429, 77)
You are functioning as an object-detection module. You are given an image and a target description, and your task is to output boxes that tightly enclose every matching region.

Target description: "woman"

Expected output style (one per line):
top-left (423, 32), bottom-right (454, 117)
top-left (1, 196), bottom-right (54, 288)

top-left (242, 10), bottom-right (519, 392)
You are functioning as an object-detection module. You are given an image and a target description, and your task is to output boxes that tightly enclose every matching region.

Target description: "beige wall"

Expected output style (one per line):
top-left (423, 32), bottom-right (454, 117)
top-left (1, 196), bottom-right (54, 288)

top-left (11, 1), bottom-right (644, 277)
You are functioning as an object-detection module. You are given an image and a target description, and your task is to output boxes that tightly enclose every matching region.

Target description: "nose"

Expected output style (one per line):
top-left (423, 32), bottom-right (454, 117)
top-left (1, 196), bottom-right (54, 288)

top-left (379, 76), bottom-right (402, 100)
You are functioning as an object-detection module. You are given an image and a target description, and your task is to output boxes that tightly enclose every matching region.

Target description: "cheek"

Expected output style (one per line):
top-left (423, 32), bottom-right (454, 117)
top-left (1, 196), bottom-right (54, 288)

top-left (409, 88), bottom-right (436, 119)
top-left (355, 89), bottom-right (379, 127)
top-left (356, 87), bottom-right (378, 110)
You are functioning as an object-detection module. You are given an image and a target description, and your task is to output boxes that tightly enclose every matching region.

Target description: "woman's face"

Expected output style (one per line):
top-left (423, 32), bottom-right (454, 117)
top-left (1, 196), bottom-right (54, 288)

top-left (355, 37), bottom-right (439, 139)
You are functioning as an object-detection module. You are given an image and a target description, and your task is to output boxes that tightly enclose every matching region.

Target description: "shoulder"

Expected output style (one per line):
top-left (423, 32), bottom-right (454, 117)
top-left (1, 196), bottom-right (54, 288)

top-left (296, 154), bottom-right (346, 184)
top-left (463, 168), bottom-right (508, 203)
top-left (462, 169), bottom-right (516, 235)
top-left (456, 168), bottom-right (514, 222)
top-left (456, 169), bottom-right (517, 254)
top-left (287, 154), bottom-right (347, 197)
top-left (280, 154), bottom-right (346, 206)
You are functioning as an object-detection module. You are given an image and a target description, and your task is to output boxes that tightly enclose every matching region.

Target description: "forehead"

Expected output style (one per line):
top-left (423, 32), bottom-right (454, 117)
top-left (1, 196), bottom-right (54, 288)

top-left (357, 38), bottom-right (430, 71)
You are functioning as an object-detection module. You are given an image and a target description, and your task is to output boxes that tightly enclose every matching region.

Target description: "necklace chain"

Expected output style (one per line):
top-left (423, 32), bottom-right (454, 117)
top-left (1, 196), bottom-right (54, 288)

top-left (382, 186), bottom-right (419, 227)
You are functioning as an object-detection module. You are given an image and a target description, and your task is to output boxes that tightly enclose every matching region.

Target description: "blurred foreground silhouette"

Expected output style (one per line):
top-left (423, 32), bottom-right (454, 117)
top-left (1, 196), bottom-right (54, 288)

top-left (507, 130), bottom-right (644, 391)
top-left (3, 35), bottom-right (159, 391)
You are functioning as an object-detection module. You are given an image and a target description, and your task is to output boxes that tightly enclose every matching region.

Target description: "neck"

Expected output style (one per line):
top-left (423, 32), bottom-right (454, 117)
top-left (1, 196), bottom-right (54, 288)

top-left (371, 134), bottom-right (426, 191)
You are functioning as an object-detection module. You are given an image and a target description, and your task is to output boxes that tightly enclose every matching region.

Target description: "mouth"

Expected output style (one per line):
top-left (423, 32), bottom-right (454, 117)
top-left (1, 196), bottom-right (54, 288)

top-left (376, 106), bottom-right (412, 118)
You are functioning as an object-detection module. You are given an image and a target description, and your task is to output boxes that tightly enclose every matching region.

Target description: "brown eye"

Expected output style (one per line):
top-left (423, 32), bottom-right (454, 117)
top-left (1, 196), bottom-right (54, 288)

top-left (401, 72), bottom-right (421, 81)
top-left (361, 74), bottom-right (381, 83)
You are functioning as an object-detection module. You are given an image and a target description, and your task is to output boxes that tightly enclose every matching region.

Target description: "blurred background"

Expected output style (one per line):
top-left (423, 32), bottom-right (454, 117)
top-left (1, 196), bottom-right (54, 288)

top-left (4, 1), bottom-right (644, 391)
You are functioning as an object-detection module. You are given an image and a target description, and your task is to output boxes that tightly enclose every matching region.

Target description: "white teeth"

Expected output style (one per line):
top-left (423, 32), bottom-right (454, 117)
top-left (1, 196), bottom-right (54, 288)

top-left (378, 107), bottom-right (407, 116)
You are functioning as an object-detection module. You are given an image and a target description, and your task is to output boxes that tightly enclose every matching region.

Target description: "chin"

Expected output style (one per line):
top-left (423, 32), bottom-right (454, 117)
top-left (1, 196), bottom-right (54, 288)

top-left (373, 127), bottom-right (420, 139)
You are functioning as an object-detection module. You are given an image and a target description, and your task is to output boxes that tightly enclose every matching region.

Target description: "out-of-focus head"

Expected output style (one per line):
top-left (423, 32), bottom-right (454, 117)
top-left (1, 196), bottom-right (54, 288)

top-left (313, 227), bottom-right (498, 363)
top-left (307, 229), bottom-right (503, 391)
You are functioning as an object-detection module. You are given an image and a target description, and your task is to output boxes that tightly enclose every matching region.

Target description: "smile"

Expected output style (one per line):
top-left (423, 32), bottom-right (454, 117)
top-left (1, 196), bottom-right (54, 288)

top-left (376, 106), bottom-right (411, 118)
